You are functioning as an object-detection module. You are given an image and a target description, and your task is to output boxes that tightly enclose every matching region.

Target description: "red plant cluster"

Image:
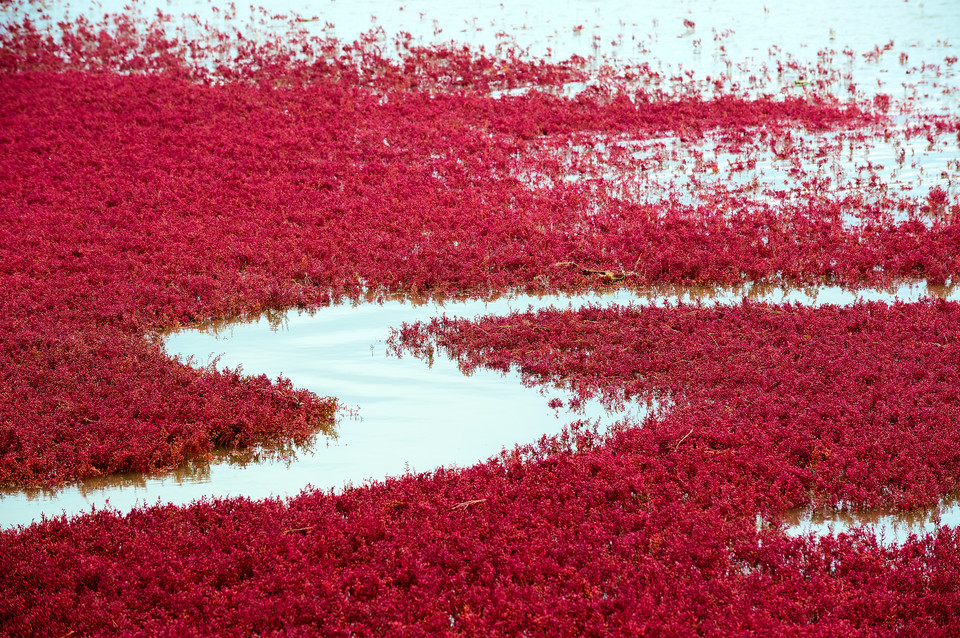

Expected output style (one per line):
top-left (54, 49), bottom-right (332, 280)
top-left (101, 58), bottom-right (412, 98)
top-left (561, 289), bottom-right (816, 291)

top-left (0, 7), bottom-right (590, 91)
top-left (3, 29), bottom-right (926, 485)
top-left (3, 417), bottom-right (960, 634)
top-left (0, 317), bottom-right (337, 485)
top-left (392, 300), bottom-right (960, 511)
top-left (2, 1), bottom-right (960, 633)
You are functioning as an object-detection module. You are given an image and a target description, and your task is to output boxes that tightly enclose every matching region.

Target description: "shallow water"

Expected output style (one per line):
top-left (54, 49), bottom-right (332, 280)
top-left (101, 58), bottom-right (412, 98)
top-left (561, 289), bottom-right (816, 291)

top-left (517, 129), bottom-right (960, 214)
top-left (782, 494), bottom-right (960, 546)
top-left (15, 0), bottom-right (960, 105)
top-left (2, 282), bottom-right (958, 529)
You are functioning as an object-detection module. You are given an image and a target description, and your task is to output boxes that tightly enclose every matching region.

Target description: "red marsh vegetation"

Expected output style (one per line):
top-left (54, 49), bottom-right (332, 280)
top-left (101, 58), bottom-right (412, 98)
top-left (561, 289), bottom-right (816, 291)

top-left (1, 2), bottom-right (960, 634)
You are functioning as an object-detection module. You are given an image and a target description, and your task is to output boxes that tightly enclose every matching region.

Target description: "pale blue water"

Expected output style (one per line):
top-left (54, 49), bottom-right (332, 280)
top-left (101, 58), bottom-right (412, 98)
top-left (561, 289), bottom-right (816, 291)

top-left (3, 283), bottom-right (959, 531)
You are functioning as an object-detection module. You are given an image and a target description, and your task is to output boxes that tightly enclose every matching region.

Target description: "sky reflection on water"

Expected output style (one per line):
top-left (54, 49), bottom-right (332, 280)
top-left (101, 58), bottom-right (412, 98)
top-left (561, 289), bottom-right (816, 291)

top-left (2, 282), bottom-right (959, 531)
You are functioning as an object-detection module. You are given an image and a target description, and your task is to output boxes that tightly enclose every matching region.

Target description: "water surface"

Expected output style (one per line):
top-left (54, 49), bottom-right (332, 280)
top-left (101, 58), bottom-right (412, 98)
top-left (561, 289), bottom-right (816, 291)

top-left (2, 282), bottom-right (957, 529)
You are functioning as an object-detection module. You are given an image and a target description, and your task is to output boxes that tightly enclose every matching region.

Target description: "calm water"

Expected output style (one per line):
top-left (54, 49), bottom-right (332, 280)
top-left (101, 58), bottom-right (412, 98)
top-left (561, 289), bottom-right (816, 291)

top-left (782, 495), bottom-right (960, 546)
top-left (3, 283), bottom-right (959, 529)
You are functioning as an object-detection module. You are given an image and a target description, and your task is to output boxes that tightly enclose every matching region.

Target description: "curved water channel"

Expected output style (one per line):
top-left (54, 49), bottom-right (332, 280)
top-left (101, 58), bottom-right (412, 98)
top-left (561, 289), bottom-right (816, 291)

top-left (3, 0), bottom-right (959, 542)
top-left (4, 282), bottom-right (960, 544)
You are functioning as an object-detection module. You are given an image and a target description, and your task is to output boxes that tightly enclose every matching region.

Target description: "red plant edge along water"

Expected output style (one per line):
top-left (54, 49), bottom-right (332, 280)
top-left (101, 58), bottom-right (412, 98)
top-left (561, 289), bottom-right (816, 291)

top-left (3, 2), bottom-right (960, 634)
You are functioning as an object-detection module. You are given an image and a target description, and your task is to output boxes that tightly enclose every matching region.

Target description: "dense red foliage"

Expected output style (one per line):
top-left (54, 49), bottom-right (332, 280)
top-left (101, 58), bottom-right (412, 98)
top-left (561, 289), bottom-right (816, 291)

top-left (393, 300), bottom-right (960, 511)
top-left (3, 21), bottom-right (926, 486)
top-left (3, 2), bottom-right (960, 635)
top-left (3, 418), bottom-right (960, 635)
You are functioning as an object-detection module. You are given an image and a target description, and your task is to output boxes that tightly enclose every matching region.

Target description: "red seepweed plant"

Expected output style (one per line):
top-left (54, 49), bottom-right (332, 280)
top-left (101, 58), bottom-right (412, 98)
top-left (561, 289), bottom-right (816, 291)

top-left (392, 300), bottom-right (960, 512)
top-left (2, 1), bottom-right (960, 634)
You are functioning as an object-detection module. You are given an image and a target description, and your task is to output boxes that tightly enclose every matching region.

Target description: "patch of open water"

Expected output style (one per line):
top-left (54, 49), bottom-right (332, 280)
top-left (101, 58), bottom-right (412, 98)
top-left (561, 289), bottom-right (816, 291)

top-left (2, 282), bottom-right (960, 535)
top-left (781, 494), bottom-right (960, 546)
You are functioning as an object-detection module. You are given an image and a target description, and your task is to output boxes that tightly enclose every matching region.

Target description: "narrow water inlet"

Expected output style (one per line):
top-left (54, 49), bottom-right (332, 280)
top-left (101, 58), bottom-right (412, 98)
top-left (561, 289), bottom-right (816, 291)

top-left (781, 494), bottom-right (960, 546)
top-left (1, 282), bottom-right (959, 530)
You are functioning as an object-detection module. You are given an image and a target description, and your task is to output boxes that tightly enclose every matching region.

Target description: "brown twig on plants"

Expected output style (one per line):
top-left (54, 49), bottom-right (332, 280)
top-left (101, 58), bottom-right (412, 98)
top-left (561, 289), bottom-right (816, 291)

top-left (553, 261), bottom-right (634, 283)
top-left (451, 499), bottom-right (487, 511)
